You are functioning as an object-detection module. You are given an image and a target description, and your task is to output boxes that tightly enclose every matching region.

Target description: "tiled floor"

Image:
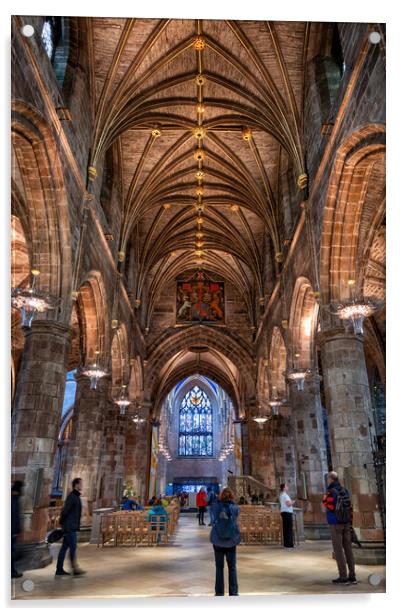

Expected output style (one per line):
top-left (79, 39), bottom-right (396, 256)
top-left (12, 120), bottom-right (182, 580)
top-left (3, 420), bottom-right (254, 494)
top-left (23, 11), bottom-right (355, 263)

top-left (12, 513), bottom-right (385, 600)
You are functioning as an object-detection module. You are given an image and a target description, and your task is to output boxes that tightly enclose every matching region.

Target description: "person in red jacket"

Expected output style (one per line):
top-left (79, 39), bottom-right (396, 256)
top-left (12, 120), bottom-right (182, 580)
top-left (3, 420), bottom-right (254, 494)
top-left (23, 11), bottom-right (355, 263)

top-left (196, 487), bottom-right (208, 525)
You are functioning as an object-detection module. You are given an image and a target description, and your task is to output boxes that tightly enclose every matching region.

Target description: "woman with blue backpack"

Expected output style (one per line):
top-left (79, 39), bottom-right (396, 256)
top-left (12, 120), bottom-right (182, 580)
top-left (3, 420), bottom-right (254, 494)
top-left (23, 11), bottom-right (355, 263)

top-left (210, 487), bottom-right (241, 596)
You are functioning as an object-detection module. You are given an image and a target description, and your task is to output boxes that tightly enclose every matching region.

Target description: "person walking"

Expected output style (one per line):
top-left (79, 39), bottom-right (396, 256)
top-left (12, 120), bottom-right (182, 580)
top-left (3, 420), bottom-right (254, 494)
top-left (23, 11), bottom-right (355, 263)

top-left (210, 487), bottom-right (240, 596)
top-left (196, 487), bottom-right (208, 525)
top-left (279, 483), bottom-right (296, 548)
top-left (323, 471), bottom-right (357, 585)
top-left (55, 477), bottom-right (86, 577)
top-left (11, 480), bottom-right (24, 579)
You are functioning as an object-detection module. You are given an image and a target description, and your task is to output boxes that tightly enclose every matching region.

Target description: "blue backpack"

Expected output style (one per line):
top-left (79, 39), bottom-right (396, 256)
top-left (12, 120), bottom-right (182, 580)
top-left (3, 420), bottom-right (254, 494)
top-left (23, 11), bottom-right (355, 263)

top-left (214, 503), bottom-right (237, 540)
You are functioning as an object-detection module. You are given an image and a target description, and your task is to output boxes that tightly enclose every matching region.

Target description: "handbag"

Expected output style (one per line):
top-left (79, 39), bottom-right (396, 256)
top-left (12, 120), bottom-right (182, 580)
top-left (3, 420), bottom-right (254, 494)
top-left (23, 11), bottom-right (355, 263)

top-left (47, 528), bottom-right (64, 543)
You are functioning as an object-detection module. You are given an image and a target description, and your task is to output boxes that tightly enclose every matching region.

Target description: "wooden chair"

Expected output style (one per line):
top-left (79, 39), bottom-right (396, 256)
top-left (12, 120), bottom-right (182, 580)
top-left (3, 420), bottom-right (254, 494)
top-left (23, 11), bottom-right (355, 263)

top-left (148, 514), bottom-right (169, 546)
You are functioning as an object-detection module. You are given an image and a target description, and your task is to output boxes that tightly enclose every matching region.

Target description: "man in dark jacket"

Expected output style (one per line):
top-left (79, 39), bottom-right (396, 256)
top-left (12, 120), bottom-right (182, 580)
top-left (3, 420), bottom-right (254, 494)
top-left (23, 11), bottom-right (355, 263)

top-left (11, 480), bottom-right (24, 578)
top-left (55, 477), bottom-right (86, 577)
top-left (323, 471), bottom-right (357, 585)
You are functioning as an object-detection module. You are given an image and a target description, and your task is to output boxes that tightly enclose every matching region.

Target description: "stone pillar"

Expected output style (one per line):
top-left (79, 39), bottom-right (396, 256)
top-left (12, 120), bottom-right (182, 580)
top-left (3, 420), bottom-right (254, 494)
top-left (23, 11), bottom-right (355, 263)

top-left (97, 403), bottom-right (126, 508)
top-left (66, 374), bottom-right (109, 526)
top-left (11, 320), bottom-right (72, 569)
top-left (123, 420), bottom-right (149, 504)
top-left (289, 375), bottom-right (328, 533)
top-left (247, 419), bottom-right (276, 487)
top-left (271, 409), bottom-right (297, 491)
top-left (319, 328), bottom-right (383, 542)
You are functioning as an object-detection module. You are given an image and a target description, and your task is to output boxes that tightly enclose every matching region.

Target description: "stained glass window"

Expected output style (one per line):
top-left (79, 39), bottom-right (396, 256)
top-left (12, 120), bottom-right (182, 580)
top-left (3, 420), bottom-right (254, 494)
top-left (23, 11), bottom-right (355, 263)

top-left (178, 385), bottom-right (213, 456)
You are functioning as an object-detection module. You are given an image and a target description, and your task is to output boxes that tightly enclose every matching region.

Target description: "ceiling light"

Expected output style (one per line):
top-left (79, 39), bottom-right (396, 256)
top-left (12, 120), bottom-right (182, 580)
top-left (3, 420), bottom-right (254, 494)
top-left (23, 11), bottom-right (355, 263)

top-left (195, 186), bottom-right (204, 196)
top-left (195, 170), bottom-right (205, 180)
top-left (81, 351), bottom-right (109, 390)
top-left (151, 128), bottom-right (162, 138)
top-left (195, 232), bottom-right (204, 239)
top-left (330, 297), bottom-right (382, 335)
top-left (196, 241), bottom-right (204, 248)
top-left (114, 385), bottom-right (131, 416)
top-left (197, 216), bottom-right (204, 225)
top-left (163, 203), bottom-right (172, 209)
top-left (230, 204), bottom-right (239, 212)
top-left (196, 103), bottom-right (206, 114)
top-left (11, 269), bottom-right (60, 328)
top-left (195, 250), bottom-right (203, 257)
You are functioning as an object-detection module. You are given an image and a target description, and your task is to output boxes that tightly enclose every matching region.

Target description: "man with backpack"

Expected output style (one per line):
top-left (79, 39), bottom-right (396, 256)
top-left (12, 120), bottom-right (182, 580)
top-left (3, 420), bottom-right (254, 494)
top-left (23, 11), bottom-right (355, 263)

top-left (210, 487), bottom-right (241, 596)
top-left (323, 471), bottom-right (357, 585)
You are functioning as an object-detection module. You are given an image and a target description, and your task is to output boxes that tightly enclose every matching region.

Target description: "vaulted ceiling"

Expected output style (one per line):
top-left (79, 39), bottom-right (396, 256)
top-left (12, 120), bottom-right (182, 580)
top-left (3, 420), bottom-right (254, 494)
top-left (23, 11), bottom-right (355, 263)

top-left (88, 18), bottom-right (317, 326)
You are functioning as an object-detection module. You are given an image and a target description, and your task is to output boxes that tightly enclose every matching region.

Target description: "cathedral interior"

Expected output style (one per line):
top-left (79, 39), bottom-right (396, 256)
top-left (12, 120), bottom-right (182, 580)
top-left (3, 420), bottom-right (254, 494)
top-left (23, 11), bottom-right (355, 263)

top-left (10, 14), bottom-right (386, 600)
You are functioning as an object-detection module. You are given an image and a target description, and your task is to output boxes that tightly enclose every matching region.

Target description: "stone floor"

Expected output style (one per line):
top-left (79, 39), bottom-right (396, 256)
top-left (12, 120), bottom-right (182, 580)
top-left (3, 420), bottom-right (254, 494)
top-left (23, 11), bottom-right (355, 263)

top-left (12, 513), bottom-right (385, 600)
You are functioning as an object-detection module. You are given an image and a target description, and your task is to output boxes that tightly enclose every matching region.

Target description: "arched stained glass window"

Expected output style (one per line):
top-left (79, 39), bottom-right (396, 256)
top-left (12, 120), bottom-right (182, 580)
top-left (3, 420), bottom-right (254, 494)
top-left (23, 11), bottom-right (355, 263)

top-left (178, 385), bottom-right (213, 456)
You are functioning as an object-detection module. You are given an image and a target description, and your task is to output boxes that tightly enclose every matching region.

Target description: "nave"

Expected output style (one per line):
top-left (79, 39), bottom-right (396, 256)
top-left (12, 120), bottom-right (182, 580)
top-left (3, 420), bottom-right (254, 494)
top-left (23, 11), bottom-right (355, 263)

top-left (12, 514), bottom-right (385, 600)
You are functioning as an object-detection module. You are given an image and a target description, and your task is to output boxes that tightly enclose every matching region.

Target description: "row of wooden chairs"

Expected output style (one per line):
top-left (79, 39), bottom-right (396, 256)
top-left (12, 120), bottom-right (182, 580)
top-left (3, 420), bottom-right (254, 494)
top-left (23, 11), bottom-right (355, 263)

top-left (99, 505), bottom-right (180, 548)
top-left (237, 506), bottom-right (299, 545)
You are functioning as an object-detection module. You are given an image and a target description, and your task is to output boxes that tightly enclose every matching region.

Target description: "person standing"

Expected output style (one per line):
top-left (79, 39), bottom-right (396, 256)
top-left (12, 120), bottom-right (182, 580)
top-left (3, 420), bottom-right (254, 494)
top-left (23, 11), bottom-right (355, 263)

top-left (206, 486), bottom-right (217, 526)
top-left (323, 471), bottom-right (357, 585)
top-left (279, 483), bottom-right (295, 548)
top-left (55, 477), bottom-right (86, 577)
top-left (196, 487), bottom-right (208, 525)
top-left (210, 487), bottom-right (240, 596)
top-left (11, 480), bottom-right (24, 579)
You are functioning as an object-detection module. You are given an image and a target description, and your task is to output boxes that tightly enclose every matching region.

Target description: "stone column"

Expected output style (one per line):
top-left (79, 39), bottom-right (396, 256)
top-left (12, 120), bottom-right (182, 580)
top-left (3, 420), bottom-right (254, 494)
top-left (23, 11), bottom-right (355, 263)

top-left (247, 418), bottom-right (276, 488)
top-left (289, 375), bottom-right (328, 534)
top-left (66, 374), bottom-right (109, 526)
top-left (123, 420), bottom-right (149, 504)
top-left (271, 409), bottom-right (297, 491)
top-left (11, 320), bottom-right (72, 569)
top-left (318, 328), bottom-right (383, 542)
top-left (97, 403), bottom-right (126, 508)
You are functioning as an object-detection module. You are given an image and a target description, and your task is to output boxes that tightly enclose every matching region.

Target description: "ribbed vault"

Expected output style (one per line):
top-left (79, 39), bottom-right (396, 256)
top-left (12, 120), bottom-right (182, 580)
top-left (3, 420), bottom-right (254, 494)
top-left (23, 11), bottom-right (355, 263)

top-left (87, 18), bottom-right (323, 326)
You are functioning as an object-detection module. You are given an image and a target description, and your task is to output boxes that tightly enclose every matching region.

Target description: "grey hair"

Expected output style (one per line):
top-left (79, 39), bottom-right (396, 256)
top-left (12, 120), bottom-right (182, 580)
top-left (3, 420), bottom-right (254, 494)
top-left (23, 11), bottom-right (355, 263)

top-left (328, 471), bottom-right (338, 481)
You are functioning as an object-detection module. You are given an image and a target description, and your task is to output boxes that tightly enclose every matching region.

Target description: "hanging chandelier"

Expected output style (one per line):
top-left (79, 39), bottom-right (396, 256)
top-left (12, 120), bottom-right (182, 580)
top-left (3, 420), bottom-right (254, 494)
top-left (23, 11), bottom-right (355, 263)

top-left (286, 368), bottom-right (311, 391)
top-left (114, 385), bottom-right (131, 415)
top-left (11, 269), bottom-right (60, 328)
top-left (81, 351), bottom-right (109, 390)
top-left (330, 296), bottom-right (382, 335)
top-left (268, 397), bottom-right (284, 416)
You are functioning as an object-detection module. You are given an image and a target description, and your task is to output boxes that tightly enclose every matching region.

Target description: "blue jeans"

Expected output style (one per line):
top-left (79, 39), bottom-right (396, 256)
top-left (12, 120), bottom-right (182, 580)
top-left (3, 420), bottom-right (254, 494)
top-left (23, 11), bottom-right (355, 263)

top-left (56, 531), bottom-right (77, 572)
top-left (213, 545), bottom-right (238, 595)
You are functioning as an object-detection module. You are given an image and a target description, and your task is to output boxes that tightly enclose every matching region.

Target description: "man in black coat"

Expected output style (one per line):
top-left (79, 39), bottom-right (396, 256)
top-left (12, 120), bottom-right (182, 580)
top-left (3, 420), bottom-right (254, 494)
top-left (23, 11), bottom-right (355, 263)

top-left (11, 480), bottom-right (24, 578)
top-left (55, 477), bottom-right (86, 577)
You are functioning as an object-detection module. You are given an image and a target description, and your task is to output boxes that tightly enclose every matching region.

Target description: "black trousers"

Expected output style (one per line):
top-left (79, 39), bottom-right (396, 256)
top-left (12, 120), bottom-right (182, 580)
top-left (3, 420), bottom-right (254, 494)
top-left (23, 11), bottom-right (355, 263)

top-left (198, 506), bottom-right (206, 524)
top-left (213, 545), bottom-right (238, 595)
top-left (281, 512), bottom-right (294, 547)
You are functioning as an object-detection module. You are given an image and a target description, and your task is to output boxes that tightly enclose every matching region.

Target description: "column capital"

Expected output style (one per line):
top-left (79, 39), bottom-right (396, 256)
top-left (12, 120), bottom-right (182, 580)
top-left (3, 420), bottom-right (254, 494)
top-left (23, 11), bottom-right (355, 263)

top-left (23, 319), bottom-right (74, 341)
top-left (317, 327), bottom-right (364, 346)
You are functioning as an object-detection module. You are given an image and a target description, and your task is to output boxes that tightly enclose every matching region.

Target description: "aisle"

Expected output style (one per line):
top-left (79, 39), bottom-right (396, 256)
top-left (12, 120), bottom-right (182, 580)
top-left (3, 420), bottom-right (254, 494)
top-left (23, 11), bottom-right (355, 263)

top-left (12, 513), bottom-right (385, 600)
